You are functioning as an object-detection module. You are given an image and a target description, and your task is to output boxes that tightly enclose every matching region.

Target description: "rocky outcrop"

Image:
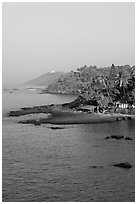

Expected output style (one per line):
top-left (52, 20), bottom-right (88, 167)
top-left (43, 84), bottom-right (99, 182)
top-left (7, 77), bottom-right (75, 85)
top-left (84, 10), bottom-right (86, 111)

top-left (105, 135), bottom-right (133, 140)
top-left (49, 126), bottom-right (65, 130)
top-left (105, 136), bottom-right (110, 139)
top-left (111, 135), bottom-right (124, 140)
top-left (125, 137), bottom-right (133, 140)
top-left (18, 120), bottom-right (37, 124)
top-left (105, 135), bottom-right (124, 140)
top-left (113, 162), bottom-right (132, 169)
top-left (8, 104), bottom-right (61, 117)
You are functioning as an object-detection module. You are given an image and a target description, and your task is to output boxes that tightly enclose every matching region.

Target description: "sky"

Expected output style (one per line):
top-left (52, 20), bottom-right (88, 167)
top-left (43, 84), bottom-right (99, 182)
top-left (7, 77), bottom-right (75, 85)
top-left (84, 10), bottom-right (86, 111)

top-left (2, 2), bottom-right (135, 84)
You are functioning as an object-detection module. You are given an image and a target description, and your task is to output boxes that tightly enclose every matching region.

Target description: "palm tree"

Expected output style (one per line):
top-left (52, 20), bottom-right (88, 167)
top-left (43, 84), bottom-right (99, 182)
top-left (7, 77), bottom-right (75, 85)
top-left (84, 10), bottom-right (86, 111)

top-left (98, 75), bottom-right (113, 103)
top-left (114, 69), bottom-right (130, 103)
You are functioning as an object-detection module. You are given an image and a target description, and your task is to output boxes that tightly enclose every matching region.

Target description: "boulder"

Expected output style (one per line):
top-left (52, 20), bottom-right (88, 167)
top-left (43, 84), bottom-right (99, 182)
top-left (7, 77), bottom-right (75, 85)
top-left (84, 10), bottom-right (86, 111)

top-left (113, 162), bottom-right (132, 169)
top-left (125, 137), bottom-right (133, 140)
top-left (105, 136), bottom-right (110, 139)
top-left (50, 126), bottom-right (65, 130)
top-left (111, 135), bottom-right (124, 140)
top-left (18, 120), bottom-right (36, 124)
top-left (89, 165), bottom-right (103, 169)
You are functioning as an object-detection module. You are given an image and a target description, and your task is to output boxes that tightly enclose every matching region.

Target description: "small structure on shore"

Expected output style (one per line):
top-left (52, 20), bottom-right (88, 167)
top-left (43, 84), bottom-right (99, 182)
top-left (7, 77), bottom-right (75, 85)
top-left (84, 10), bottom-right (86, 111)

top-left (77, 105), bottom-right (97, 113)
top-left (116, 101), bottom-right (128, 109)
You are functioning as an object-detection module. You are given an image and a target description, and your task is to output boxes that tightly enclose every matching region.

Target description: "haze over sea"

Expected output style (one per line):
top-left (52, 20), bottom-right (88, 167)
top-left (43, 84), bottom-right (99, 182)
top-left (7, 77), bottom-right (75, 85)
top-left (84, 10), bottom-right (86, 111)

top-left (2, 84), bottom-right (135, 202)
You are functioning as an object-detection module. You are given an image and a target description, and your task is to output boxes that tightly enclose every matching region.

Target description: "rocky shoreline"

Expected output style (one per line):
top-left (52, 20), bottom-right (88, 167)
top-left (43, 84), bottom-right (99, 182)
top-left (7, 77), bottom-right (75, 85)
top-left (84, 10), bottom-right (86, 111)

top-left (8, 104), bottom-right (62, 117)
top-left (8, 102), bottom-right (135, 125)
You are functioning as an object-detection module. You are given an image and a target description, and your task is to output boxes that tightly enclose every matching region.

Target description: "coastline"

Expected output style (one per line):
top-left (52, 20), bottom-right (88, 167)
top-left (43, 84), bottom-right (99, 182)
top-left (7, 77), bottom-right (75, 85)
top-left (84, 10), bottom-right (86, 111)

top-left (8, 104), bottom-right (135, 125)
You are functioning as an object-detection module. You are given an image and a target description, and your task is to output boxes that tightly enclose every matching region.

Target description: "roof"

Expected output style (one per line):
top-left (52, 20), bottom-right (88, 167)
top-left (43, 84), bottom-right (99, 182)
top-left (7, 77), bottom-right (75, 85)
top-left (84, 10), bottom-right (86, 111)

top-left (80, 105), bottom-right (97, 110)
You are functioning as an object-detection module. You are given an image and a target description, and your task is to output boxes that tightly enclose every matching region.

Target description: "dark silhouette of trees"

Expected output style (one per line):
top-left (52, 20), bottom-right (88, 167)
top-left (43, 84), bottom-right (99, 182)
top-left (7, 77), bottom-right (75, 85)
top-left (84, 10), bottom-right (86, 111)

top-left (46, 64), bottom-right (135, 107)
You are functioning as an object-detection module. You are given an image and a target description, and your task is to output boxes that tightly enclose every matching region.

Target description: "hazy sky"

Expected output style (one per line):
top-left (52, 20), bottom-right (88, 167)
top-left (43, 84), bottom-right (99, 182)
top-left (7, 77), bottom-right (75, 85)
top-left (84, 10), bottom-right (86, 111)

top-left (2, 2), bottom-right (135, 84)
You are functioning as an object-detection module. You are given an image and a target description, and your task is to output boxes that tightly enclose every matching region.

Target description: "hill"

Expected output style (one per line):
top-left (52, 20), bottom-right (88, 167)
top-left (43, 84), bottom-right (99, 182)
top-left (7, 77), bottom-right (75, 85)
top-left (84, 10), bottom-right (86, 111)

top-left (25, 71), bottom-right (66, 86)
top-left (45, 64), bottom-right (135, 107)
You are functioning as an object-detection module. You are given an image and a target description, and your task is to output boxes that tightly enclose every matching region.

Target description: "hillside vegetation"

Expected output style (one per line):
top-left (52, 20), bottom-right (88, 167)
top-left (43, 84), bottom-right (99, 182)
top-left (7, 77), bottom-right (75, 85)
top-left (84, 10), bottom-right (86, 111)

top-left (46, 64), bottom-right (135, 108)
top-left (25, 71), bottom-right (66, 86)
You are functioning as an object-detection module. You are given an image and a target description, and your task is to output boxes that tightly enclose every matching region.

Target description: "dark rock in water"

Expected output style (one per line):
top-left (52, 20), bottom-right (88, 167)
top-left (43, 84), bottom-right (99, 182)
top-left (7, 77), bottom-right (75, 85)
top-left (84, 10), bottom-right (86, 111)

top-left (89, 165), bottom-right (103, 169)
top-left (18, 120), bottom-right (36, 124)
top-left (21, 107), bottom-right (32, 110)
top-left (90, 165), bottom-right (97, 168)
top-left (50, 126), bottom-right (65, 130)
top-left (106, 135), bottom-right (132, 141)
top-left (113, 162), bottom-right (132, 169)
top-left (111, 135), bottom-right (124, 140)
top-left (8, 107), bottom-right (42, 116)
top-left (125, 137), bottom-right (133, 140)
top-left (105, 136), bottom-right (110, 139)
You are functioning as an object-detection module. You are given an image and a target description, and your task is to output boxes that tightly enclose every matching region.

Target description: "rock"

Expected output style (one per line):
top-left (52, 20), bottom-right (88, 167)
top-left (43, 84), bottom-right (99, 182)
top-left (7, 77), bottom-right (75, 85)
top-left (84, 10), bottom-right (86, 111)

top-left (105, 136), bottom-right (110, 139)
top-left (90, 165), bottom-right (97, 168)
top-left (21, 107), bottom-right (32, 110)
top-left (50, 126), bottom-right (65, 130)
top-left (106, 135), bottom-right (132, 141)
top-left (18, 120), bottom-right (36, 124)
top-left (111, 135), bottom-right (124, 140)
top-left (9, 111), bottom-right (21, 116)
top-left (125, 137), bottom-right (133, 140)
top-left (113, 162), bottom-right (132, 169)
top-left (8, 105), bottom-right (58, 117)
top-left (89, 165), bottom-right (103, 169)
top-left (8, 108), bottom-right (39, 116)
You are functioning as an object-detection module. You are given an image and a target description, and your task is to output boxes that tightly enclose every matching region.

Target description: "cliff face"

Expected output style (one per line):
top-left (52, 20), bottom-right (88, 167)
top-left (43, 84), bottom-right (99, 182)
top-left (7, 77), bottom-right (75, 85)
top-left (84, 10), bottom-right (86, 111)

top-left (25, 71), bottom-right (66, 86)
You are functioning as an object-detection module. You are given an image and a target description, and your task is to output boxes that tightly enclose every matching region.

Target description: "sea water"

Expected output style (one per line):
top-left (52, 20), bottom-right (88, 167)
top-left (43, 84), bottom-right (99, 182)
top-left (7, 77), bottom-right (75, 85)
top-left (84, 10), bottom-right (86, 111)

top-left (2, 85), bottom-right (135, 201)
